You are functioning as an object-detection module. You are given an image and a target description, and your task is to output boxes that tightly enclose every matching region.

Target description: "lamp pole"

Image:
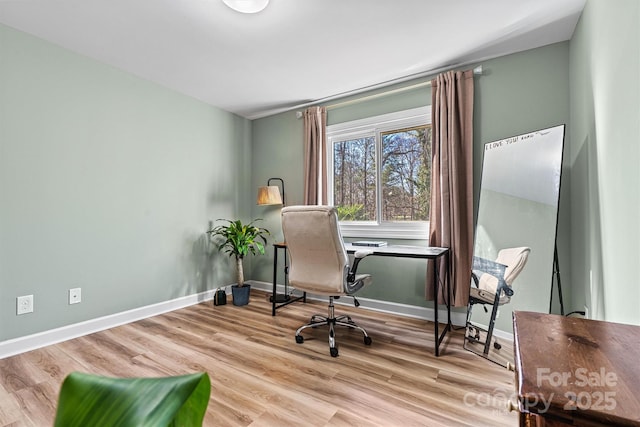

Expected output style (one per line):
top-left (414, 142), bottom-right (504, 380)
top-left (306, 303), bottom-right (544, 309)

top-left (266, 177), bottom-right (285, 206)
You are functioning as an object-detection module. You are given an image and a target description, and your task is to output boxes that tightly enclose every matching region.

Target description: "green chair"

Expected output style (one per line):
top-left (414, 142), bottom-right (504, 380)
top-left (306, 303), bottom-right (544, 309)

top-left (54, 371), bottom-right (211, 427)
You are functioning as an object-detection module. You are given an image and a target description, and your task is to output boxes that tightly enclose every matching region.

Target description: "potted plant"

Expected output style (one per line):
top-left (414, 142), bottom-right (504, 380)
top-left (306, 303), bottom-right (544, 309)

top-left (208, 218), bottom-right (270, 306)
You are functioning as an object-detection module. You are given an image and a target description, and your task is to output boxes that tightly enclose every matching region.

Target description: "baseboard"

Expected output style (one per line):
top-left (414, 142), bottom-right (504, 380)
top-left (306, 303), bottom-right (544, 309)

top-left (0, 289), bottom-right (215, 359)
top-left (1, 281), bottom-right (513, 359)
top-left (249, 280), bottom-right (514, 342)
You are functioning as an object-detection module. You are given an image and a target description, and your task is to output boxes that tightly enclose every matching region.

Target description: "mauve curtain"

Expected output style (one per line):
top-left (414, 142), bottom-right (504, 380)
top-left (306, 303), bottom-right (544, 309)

top-left (426, 70), bottom-right (474, 307)
top-left (303, 106), bottom-right (328, 205)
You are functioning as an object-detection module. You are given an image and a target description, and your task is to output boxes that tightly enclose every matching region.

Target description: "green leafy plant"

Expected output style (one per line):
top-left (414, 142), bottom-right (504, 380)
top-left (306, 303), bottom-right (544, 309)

top-left (208, 218), bottom-right (270, 287)
top-left (54, 371), bottom-right (211, 427)
top-left (336, 204), bottom-right (366, 221)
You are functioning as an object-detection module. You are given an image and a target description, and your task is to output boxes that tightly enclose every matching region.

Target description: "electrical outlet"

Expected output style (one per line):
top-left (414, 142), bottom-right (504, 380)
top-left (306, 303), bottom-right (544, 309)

top-left (17, 295), bottom-right (34, 315)
top-left (69, 288), bottom-right (82, 304)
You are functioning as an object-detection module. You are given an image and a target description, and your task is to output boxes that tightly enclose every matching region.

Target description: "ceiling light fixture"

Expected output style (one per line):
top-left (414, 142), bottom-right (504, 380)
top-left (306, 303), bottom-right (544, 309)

top-left (222, 0), bottom-right (269, 14)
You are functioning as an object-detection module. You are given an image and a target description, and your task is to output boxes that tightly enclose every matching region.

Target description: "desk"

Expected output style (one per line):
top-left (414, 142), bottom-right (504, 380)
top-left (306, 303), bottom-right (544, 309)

top-left (344, 243), bottom-right (451, 357)
top-left (512, 311), bottom-right (640, 426)
top-left (270, 241), bottom-right (451, 356)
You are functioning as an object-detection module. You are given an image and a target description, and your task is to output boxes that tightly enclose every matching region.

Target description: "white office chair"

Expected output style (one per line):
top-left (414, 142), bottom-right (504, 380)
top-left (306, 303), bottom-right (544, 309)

top-left (464, 247), bottom-right (530, 360)
top-left (281, 205), bottom-right (373, 357)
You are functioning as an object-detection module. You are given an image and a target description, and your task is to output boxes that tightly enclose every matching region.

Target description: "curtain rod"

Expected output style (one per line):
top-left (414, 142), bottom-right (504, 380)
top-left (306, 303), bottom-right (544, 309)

top-left (296, 65), bottom-right (483, 118)
top-left (326, 65), bottom-right (483, 111)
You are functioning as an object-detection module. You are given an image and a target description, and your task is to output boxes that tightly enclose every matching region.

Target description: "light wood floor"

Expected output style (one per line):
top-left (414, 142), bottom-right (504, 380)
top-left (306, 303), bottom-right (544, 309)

top-left (0, 290), bottom-right (518, 426)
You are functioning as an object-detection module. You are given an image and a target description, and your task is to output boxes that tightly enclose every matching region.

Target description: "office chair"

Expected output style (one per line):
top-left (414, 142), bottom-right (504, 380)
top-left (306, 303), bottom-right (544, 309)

top-left (464, 247), bottom-right (530, 360)
top-left (281, 205), bottom-right (373, 357)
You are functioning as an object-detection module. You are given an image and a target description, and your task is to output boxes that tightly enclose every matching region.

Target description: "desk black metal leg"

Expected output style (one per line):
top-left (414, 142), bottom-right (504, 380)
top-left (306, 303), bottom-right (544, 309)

top-left (434, 250), bottom-right (452, 357)
top-left (434, 258), bottom-right (440, 356)
top-left (271, 243), bottom-right (306, 315)
top-left (446, 251), bottom-right (451, 327)
top-left (272, 246), bottom-right (278, 316)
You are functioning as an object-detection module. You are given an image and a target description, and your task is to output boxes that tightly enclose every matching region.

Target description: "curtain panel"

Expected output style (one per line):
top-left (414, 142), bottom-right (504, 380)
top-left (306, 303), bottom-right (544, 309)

top-left (303, 106), bottom-right (328, 205)
top-left (426, 70), bottom-right (474, 307)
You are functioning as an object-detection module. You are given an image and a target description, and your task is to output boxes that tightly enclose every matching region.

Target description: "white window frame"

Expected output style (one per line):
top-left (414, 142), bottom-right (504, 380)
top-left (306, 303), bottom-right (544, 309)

top-left (326, 106), bottom-right (431, 240)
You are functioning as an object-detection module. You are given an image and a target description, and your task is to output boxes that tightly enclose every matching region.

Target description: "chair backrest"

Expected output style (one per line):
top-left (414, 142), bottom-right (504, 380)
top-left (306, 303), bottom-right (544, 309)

top-left (476, 246), bottom-right (530, 294)
top-left (281, 205), bottom-right (348, 295)
top-left (495, 246), bottom-right (530, 286)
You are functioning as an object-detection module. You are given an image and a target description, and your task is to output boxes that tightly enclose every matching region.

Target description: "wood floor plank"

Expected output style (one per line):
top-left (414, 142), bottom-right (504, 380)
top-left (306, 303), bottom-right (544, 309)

top-left (13, 382), bottom-right (57, 427)
top-left (0, 384), bottom-right (25, 426)
top-left (0, 290), bottom-right (518, 426)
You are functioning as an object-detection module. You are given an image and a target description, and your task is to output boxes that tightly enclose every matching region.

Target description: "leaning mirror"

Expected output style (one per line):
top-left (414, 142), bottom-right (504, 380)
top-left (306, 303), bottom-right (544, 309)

top-left (464, 125), bottom-right (565, 366)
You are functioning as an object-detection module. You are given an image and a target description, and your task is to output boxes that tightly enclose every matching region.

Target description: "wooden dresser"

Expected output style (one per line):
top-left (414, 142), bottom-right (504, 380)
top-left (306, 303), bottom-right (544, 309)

top-left (512, 311), bottom-right (640, 426)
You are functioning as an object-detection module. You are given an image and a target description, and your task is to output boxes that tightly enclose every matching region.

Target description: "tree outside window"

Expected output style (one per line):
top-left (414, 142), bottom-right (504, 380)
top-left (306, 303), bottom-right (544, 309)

top-left (327, 107), bottom-right (431, 239)
top-left (381, 126), bottom-right (431, 221)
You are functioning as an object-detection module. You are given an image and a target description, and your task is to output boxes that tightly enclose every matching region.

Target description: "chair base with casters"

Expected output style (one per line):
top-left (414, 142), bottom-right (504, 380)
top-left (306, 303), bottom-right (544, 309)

top-left (295, 295), bottom-right (372, 357)
top-left (463, 247), bottom-right (530, 366)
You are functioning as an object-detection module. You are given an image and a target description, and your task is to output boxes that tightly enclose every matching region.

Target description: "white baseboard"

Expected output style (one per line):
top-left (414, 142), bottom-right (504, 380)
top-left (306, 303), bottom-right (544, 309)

top-left (249, 280), bottom-right (514, 342)
top-left (0, 290), bottom-right (215, 359)
top-left (248, 280), bottom-right (467, 326)
top-left (1, 281), bottom-right (513, 359)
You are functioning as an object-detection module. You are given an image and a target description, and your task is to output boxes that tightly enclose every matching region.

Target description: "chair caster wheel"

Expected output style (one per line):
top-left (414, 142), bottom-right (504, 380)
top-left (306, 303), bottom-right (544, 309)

top-left (494, 342), bottom-right (501, 350)
top-left (364, 336), bottom-right (372, 345)
top-left (295, 335), bottom-right (304, 344)
top-left (330, 347), bottom-right (338, 357)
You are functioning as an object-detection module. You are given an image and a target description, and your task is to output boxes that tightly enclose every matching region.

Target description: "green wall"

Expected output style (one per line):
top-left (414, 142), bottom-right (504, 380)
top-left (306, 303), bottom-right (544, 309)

top-left (251, 42), bottom-right (572, 332)
top-left (0, 24), bottom-right (252, 341)
top-left (8, 0), bottom-right (639, 347)
top-left (568, 0), bottom-right (640, 324)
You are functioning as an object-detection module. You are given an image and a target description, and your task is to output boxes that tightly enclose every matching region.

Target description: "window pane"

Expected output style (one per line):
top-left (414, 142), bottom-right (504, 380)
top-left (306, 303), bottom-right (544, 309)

top-left (381, 126), bottom-right (431, 221)
top-left (333, 137), bottom-right (376, 220)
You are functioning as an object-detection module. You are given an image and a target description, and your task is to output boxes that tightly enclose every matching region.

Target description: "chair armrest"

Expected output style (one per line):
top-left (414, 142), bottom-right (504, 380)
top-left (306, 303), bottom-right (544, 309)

top-left (471, 271), bottom-right (480, 288)
top-left (347, 250), bottom-right (373, 283)
top-left (498, 282), bottom-right (514, 297)
top-left (354, 249), bottom-right (374, 259)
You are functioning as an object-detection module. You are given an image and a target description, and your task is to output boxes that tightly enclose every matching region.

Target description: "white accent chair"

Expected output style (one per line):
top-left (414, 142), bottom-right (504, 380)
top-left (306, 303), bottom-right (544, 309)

top-left (464, 247), bottom-right (530, 361)
top-left (281, 205), bottom-right (373, 357)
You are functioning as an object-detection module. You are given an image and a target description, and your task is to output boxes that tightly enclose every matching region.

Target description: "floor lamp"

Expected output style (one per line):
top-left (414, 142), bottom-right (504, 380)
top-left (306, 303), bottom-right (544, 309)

top-left (256, 178), bottom-right (290, 303)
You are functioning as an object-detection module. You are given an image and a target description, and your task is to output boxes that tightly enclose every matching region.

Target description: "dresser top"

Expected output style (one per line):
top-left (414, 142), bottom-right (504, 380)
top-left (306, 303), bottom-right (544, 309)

top-left (513, 311), bottom-right (640, 426)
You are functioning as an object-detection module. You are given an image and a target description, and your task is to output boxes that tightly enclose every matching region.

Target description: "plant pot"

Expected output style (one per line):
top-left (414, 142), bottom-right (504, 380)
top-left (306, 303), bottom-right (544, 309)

top-left (231, 284), bottom-right (251, 306)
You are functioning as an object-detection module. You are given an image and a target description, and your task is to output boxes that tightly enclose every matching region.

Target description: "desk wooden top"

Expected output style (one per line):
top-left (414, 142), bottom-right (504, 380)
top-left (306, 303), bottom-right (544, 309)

top-left (513, 311), bottom-right (640, 426)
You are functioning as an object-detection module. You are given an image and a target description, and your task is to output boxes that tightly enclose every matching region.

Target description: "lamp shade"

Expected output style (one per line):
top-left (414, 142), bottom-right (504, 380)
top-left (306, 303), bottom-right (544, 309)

top-left (257, 186), bottom-right (283, 205)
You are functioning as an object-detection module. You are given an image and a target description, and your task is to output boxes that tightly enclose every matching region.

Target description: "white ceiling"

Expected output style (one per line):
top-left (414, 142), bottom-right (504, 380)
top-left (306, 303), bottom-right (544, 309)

top-left (0, 0), bottom-right (586, 119)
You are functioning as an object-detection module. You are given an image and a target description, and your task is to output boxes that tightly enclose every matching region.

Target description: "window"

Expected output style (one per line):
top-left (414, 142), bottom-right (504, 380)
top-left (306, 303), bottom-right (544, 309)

top-left (327, 107), bottom-right (431, 239)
